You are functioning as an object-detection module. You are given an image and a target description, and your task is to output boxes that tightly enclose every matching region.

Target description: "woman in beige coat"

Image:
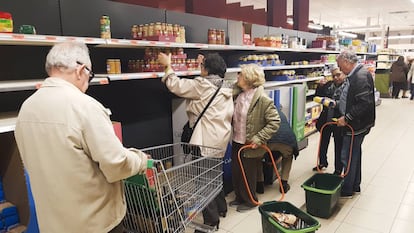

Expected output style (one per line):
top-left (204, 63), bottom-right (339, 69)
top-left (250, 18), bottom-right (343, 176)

top-left (230, 63), bottom-right (280, 212)
top-left (158, 52), bottom-right (234, 230)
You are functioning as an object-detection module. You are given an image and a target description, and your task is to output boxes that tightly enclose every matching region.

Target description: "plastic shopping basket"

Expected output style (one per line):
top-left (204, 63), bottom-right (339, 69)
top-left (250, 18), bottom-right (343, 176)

top-left (302, 121), bottom-right (354, 218)
top-left (123, 143), bottom-right (224, 233)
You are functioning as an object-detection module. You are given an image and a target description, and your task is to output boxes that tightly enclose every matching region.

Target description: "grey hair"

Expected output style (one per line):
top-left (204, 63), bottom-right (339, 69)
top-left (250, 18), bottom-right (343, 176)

top-left (45, 42), bottom-right (91, 75)
top-left (337, 50), bottom-right (358, 64)
top-left (240, 63), bottom-right (265, 87)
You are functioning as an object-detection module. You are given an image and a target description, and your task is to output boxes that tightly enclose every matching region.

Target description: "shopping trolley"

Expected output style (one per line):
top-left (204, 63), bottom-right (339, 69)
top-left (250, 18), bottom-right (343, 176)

top-left (123, 143), bottom-right (224, 233)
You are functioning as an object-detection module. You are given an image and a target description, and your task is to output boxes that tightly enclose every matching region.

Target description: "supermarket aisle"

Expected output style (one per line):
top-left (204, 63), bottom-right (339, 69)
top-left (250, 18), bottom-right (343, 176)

top-left (214, 98), bottom-right (414, 233)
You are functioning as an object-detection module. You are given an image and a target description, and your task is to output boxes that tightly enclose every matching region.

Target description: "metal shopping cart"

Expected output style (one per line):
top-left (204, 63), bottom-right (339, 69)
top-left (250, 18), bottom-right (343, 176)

top-left (123, 143), bottom-right (224, 233)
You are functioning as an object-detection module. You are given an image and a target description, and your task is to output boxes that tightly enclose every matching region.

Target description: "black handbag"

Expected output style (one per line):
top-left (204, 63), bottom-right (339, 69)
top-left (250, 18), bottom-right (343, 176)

top-left (181, 82), bottom-right (222, 153)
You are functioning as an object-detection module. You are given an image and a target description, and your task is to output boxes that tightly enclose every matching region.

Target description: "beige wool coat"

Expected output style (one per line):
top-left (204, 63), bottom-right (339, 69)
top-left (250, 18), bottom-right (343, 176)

top-left (14, 78), bottom-right (148, 233)
top-left (162, 74), bottom-right (234, 157)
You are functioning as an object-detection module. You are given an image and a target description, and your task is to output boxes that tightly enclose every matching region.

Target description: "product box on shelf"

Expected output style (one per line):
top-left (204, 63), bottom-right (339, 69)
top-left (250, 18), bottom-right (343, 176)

top-left (0, 12), bottom-right (13, 33)
top-left (228, 21), bottom-right (252, 45)
top-left (0, 133), bottom-right (31, 231)
top-left (266, 75), bottom-right (295, 81)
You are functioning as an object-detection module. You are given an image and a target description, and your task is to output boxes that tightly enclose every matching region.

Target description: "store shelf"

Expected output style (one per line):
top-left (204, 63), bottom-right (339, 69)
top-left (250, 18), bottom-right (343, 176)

top-left (0, 33), bottom-right (377, 56)
top-left (97, 70), bottom-right (201, 81)
top-left (306, 101), bottom-right (321, 110)
top-left (304, 129), bottom-right (317, 137)
top-left (0, 112), bottom-right (17, 133)
top-left (98, 38), bottom-right (208, 49)
top-left (264, 76), bottom-right (324, 89)
top-left (0, 33), bottom-right (106, 46)
top-left (0, 77), bottom-right (109, 93)
top-left (306, 89), bottom-right (316, 96)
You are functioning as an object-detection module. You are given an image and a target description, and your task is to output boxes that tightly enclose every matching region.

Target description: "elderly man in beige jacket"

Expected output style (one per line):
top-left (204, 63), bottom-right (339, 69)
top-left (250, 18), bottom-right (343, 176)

top-left (14, 42), bottom-right (150, 233)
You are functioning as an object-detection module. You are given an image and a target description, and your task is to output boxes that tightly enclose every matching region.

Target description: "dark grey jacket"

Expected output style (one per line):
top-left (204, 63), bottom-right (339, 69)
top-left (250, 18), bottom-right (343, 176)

top-left (344, 65), bottom-right (376, 135)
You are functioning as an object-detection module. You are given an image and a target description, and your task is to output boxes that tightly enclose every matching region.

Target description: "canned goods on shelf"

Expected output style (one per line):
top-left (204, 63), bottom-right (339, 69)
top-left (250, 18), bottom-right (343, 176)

top-left (106, 59), bottom-right (116, 74)
top-left (100, 15), bottom-right (111, 39)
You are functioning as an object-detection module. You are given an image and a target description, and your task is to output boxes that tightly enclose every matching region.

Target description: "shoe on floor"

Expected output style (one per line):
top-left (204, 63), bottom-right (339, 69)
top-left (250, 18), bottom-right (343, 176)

top-left (312, 164), bottom-right (327, 171)
top-left (229, 200), bottom-right (244, 207)
top-left (353, 187), bottom-right (361, 195)
top-left (340, 192), bottom-right (353, 199)
top-left (236, 204), bottom-right (256, 212)
top-left (279, 180), bottom-right (290, 193)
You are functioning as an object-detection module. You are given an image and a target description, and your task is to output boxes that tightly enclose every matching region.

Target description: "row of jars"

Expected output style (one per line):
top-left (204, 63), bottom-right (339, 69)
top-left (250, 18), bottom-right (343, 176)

top-left (208, 28), bottom-right (225, 45)
top-left (144, 47), bottom-right (185, 59)
top-left (128, 59), bottom-right (200, 73)
top-left (131, 23), bottom-right (186, 43)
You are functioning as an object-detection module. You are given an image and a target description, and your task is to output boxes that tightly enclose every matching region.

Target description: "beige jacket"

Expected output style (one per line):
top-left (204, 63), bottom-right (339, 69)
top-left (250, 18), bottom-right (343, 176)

top-left (14, 78), bottom-right (148, 233)
top-left (163, 74), bottom-right (234, 157)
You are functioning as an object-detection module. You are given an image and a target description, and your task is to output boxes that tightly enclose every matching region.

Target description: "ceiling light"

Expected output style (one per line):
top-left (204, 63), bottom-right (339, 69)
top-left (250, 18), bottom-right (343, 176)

top-left (337, 31), bottom-right (358, 38)
top-left (388, 35), bottom-right (414, 39)
top-left (367, 35), bottom-right (414, 40)
top-left (336, 25), bottom-right (382, 32)
top-left (308, 23), bottom-right (323, 30)
top-left (367, 36), bottom-right (381, 41)
top-left (286, 18), bottom-right (323, 30)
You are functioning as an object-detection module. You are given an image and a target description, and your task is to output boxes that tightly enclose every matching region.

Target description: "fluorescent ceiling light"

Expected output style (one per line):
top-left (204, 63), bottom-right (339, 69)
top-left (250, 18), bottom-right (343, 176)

top-left (308, 23), bottom-right (323, 30)
top-left (286, 18), bottom-right (323, 30)
top-left (388, 35), bottom-right (414, 39)
top-left (337, 31), bottom-right (358, 38)
top-left (336, 25), bottom-right (382, 32)
top-left (367, 35), bottom-right (414, 40)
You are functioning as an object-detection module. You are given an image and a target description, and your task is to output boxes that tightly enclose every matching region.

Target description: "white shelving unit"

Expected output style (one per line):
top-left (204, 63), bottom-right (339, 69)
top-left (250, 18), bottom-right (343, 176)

top-left (0, 32), bottom-right (376, 148)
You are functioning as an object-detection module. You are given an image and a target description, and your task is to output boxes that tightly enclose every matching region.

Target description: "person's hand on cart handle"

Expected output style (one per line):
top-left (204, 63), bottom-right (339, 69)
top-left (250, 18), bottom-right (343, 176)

top-left (337, 116), bottom-right (346, 127)
top-left (250, 143), bottom-right (259, 149)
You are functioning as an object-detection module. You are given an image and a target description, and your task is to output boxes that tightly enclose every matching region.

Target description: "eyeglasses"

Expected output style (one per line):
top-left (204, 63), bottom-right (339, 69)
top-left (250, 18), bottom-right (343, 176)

top-left (76, 61), bottom-right (95, 82)
top-left (333, 73), bottom-right (342, 78)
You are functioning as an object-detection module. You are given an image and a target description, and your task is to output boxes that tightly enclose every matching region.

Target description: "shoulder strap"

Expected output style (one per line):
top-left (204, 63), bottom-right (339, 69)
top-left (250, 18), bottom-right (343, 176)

top-left (193, 81), bottom-right (223, 128)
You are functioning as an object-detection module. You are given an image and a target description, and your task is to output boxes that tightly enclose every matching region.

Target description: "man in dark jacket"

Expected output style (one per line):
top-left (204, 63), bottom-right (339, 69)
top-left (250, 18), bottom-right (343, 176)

top-left (262, 107), bottom-right (299, 193)
top-left (314, 67), bottom-right (346, 174)
top-left (336, 50), bottom-right (376, 198)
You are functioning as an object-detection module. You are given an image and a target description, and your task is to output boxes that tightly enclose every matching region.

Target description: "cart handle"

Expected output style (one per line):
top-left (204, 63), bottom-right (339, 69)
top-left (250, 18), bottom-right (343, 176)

top-left (238, 144), bottom-right (284, 206)
top-left (316, 121), bottom-right (354, 178)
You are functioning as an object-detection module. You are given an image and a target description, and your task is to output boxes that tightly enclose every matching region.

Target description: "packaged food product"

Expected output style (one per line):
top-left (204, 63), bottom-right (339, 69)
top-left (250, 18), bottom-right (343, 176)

top-left (0, 11), bottom-right (13, 33)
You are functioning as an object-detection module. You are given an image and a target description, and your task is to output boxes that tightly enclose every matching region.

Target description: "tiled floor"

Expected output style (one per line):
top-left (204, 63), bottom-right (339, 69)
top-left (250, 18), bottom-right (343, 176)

top-left (211, 98), bottom-right (414, 233)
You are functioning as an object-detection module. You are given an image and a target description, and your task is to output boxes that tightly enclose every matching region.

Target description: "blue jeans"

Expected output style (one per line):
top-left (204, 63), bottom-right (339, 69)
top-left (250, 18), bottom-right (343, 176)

top-left (341, 132), bottom-right (366, 194)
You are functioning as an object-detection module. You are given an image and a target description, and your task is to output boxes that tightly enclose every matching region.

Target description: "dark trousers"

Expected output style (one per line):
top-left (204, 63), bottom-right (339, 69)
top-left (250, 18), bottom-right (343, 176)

top-left (392, 81), bottom-right (405, 98)
top-left (318, 125), bottom-right (343, 172)
top-left (341, 133), bottom-right (366, 194)
top-left (410, 83), bottom-right (414, 100)
top-left (202, 189), bottom-right (227, 224)
top-left (231, 142), bottom-right (261, 206)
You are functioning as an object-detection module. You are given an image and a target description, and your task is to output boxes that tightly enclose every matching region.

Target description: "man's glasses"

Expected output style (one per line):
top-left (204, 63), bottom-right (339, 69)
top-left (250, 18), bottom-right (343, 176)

top-left (76, 61), bottom-right (95, 82)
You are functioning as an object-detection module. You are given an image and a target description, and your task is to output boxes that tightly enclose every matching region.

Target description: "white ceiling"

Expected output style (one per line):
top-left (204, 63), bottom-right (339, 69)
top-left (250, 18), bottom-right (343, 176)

top-left (232, 0), bottom-right (414, 33)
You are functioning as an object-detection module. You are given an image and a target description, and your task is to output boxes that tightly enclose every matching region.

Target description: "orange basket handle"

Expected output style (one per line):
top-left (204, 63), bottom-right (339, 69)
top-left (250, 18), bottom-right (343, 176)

top-left (237, 144), bottom-right (285, 206)
top-left (316, 121), bottom-right (355, 178)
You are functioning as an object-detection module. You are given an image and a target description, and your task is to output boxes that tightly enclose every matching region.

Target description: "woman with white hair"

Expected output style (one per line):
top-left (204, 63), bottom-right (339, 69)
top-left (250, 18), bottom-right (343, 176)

top-left (230, 63), bottom-right (280, 212)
